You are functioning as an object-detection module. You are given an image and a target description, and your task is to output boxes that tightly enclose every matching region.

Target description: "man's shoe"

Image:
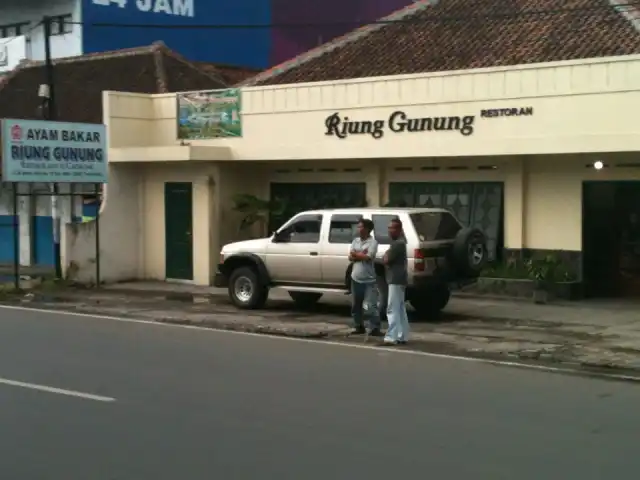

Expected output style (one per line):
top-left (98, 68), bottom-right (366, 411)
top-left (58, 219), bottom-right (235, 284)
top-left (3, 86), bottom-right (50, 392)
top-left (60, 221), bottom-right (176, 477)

top-left (350, 326), bottom-right (366, 335)
top-left (369, 328), bottom-right (384, 337)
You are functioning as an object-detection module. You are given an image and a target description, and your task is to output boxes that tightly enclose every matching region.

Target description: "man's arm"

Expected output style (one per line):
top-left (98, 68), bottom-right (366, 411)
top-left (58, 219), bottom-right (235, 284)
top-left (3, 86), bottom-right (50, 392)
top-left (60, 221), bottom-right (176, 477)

top-left (367, 239), bottom-right (378, 260)
top-left (352, 239), bottom-right (376, 261)
top-left (384, 242), bottom-right (403, 264)
top-left (349, 239), bottom-right (362, 261)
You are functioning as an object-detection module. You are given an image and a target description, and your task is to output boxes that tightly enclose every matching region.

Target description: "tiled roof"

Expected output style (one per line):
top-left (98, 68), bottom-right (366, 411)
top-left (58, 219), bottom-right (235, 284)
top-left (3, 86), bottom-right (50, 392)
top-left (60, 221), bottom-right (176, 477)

top-left (195, 62), bottom-right (261, 86)
top-left (244, 0), bottom-right (640, 86)
top-left (0, 42), bottom-right (227, 124)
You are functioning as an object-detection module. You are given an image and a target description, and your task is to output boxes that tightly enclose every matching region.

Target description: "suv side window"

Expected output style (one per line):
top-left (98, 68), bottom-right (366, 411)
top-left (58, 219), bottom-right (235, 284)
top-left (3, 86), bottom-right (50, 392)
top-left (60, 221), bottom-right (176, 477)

top-left (329, 214), bottom-right (362, 244)
top-left (409, 212), bottom-right (461, 241)
top-left (436, 212), bottom-right (462, 240)
top-left (372, 214), bottom-right (396, 244)
top-left (278, 214), bottom-right (322, 243)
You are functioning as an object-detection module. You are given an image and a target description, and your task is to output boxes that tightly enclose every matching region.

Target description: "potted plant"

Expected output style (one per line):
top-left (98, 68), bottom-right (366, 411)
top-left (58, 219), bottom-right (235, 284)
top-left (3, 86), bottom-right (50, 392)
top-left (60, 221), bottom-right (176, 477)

top-left (525, 255), bottom-right (562, 304)
top-left (232, 193), bottom-right (286, 239)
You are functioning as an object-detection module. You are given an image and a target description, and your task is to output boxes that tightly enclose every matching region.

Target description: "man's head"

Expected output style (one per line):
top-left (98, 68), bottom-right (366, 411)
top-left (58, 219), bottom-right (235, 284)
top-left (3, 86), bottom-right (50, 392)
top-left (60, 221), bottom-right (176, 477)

top-left (388, 217), bottom-right (403, 240)
top-left (357, 218), bottom-right (374, 239)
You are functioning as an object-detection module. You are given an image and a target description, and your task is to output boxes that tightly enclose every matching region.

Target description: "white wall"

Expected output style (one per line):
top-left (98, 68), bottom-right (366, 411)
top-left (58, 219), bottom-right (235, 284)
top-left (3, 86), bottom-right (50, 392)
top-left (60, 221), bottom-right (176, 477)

top-left (137, 55), bottom-right (640, 161)
top-left (62, 164), bottom-right (142, 283)
top-left (0, 36), bottom-right (27, 74)
top-left (0, 0), bottom-right (82, 64)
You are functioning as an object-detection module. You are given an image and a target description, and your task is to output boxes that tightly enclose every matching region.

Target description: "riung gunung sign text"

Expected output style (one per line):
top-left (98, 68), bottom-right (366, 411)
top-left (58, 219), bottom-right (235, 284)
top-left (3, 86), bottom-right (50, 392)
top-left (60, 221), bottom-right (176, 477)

top-left (324, 107), bottom-right (533, 139)
top-left (1, 119), bottom-right (107, 183)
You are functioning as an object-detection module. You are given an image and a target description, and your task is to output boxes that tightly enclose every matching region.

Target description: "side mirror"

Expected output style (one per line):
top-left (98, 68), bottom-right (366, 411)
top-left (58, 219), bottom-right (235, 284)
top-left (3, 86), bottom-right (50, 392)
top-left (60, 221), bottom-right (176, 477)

top-left (272, 230), bottom-right (287, 242)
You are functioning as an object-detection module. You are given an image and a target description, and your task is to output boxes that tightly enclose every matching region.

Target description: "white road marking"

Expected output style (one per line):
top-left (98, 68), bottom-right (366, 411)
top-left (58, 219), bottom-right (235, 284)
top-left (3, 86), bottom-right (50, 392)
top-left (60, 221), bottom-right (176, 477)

top-left (0, 304), bottom-right (638, 382)
top-left (0, 376), bottom-right (115, 402)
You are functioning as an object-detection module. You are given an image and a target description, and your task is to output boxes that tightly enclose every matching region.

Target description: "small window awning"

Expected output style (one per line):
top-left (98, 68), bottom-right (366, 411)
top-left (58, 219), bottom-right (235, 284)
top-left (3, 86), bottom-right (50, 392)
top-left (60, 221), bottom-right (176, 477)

top-left (108, 145), bottom-right (233, 163)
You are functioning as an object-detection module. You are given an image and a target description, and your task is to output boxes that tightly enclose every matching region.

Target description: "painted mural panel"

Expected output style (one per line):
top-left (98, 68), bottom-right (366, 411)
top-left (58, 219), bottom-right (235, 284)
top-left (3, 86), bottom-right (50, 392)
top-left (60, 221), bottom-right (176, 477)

top-left (177, 88), bottom-right (242, 139)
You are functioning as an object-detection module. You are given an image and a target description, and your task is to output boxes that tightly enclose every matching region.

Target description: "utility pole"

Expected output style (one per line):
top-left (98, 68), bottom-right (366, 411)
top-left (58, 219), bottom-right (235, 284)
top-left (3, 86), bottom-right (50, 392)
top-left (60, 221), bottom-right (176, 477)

top-left (42, 16), bottom-right (62, 279)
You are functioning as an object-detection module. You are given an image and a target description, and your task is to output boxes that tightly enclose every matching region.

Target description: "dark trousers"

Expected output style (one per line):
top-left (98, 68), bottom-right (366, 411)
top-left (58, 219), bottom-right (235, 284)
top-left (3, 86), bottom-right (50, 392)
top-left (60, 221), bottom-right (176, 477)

top-left (351, 280), bottom-right (380, 330)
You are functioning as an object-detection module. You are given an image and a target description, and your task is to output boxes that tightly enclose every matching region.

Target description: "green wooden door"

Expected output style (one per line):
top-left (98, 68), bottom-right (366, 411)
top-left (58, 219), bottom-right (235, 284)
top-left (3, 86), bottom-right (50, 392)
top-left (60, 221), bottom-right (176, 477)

top-left (164, 182), bottom-right (193, 280)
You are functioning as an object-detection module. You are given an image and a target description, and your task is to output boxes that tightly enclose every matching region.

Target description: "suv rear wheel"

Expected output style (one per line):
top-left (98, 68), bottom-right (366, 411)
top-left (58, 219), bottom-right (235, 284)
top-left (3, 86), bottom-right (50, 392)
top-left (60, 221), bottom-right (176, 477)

top-left (288, 291), bottom-right (323, 308)
top-left (452, 227), bottom-right (488, 277)
top-left (228, 266), bottom-right (268, 309)
top-left (409, 285), bottom-right (450, 319)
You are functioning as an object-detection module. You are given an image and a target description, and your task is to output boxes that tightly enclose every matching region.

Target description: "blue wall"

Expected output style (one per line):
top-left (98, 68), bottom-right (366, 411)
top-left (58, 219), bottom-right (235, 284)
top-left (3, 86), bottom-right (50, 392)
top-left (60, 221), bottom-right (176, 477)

top-left (82, 0), bottom-right (272, 68)
top-left (33, 216), bottom-right (54, 266)
top-left (0, 216), bottom-right (17, 264)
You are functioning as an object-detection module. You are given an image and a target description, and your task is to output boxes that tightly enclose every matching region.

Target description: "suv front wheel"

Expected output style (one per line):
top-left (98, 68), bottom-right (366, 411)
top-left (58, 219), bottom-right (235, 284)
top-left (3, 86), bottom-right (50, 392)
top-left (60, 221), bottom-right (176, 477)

top-left (228, 266), bottom-right (268, 309)
top-left (408, 285), bottom-right (450, 319)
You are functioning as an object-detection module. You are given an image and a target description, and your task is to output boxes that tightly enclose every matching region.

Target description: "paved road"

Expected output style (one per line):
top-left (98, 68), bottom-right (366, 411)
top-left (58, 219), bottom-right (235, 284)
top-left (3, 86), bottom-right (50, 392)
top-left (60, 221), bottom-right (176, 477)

top-left (1, 307), bottom-right (639, 479)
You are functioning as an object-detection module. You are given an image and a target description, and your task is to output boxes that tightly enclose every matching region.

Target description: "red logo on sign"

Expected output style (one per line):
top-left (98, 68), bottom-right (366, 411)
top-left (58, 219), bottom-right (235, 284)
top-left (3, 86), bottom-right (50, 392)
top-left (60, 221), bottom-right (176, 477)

top-left (10, 124), bottom-right (22, 141)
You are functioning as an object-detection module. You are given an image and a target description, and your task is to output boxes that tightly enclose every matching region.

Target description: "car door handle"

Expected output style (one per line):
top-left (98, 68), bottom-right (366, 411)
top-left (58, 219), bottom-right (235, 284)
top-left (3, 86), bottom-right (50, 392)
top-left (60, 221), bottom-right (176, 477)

top-left (309, 252), bottom-right (318, 256)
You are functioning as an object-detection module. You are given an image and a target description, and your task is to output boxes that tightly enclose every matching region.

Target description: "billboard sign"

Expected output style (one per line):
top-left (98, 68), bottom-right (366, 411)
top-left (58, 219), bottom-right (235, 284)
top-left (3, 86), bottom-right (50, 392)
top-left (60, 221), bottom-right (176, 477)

top-left (1, 119), bottom-right (108, 183)
top-left (177, 88), bottom-right (242, 139)
top-left (82, 0), bottom-right (270, 68)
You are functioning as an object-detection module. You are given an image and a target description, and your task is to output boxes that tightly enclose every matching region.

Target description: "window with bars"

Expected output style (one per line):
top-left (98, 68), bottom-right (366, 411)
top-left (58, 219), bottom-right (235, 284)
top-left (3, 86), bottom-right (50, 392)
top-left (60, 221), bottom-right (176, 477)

top-left (269, 182), bottom-right (367, 233)
top-left (50, 15), bottom-right (73, 35)
top-left (0, 22), bottom-right (30, 38)
top-left (388, 182), bottom-right (504, 261)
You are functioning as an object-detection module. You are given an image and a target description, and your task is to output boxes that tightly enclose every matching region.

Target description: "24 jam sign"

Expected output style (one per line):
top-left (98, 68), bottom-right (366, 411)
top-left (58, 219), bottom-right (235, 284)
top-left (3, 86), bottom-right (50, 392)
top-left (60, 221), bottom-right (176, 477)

top-left (92, 0), bottom-right (194, 17)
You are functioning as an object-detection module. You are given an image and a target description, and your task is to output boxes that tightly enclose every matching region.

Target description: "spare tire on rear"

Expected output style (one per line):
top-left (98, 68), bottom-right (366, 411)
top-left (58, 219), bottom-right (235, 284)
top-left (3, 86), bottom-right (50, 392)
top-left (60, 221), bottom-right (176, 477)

top-left (451, 227), bottom-right (488, 277)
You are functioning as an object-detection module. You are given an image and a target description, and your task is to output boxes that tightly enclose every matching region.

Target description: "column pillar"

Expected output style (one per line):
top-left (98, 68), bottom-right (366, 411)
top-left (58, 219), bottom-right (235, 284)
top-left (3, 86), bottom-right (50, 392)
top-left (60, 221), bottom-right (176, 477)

top-left (503, 157), bottom-right (527, 253)
top-left (18, 184), bottom-right (32, 267)
top-left (192, 176), bottom-right (212, 285)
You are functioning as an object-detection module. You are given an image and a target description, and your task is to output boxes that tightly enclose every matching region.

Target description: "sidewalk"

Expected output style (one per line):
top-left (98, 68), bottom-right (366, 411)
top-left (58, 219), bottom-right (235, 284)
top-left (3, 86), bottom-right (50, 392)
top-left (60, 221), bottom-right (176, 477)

top-left (13, 280), bottom-right (640, 373)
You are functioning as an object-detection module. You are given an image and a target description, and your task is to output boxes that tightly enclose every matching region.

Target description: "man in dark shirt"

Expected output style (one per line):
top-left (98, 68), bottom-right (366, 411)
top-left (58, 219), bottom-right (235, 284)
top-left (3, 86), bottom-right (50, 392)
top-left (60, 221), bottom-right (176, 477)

top-left (383, 217), bottom-right (409, 345)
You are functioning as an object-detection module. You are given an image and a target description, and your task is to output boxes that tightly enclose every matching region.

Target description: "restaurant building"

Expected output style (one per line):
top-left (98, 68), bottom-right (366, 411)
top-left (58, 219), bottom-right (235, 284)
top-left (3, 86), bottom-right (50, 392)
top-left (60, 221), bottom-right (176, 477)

top-left (63, 0), bottom-right (640, 297)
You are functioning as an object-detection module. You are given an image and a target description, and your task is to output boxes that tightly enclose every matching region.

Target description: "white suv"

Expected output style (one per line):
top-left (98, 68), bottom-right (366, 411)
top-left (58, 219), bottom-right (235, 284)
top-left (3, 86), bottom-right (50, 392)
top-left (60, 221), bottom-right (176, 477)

top-left (214, 208), bottom-right (487, 319)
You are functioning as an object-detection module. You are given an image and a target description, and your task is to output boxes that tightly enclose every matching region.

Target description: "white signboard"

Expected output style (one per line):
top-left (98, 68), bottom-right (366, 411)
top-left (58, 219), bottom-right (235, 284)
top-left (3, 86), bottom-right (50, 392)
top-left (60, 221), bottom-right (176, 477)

top-left (0, 36), bottom-right (27, 74)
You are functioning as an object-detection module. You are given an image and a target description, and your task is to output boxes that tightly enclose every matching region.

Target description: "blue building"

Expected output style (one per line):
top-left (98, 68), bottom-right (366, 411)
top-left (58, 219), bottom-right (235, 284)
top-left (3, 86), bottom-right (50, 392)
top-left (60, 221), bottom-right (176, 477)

top-left (1, 0), bottom-right (414, 70)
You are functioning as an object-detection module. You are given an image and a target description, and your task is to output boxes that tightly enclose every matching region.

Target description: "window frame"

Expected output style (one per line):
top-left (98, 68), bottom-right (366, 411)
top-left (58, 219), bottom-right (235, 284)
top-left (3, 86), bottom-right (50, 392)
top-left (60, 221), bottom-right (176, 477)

top-left (371, 214), bottom-right (398, 244)
top-left (0, 22), bottom-right (30, 38)
top-left (328, 213), bottom-right (363, 244)
top-left (276, 213), bottom-right (323, 244)
top-left (50, 14), bottom-right (73, 36)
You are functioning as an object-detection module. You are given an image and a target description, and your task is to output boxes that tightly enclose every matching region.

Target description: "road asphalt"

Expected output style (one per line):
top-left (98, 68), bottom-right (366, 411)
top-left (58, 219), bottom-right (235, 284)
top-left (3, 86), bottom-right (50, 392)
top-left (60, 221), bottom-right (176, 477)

top-left (1, 306), bottom-right (640, 480)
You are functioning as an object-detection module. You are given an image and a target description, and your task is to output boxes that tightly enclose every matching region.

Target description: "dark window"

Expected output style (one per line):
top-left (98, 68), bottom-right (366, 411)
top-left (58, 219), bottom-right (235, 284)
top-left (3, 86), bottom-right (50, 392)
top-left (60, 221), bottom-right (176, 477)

top-left (372, 214), bottom-right (396, 244)
top-left (50, 15), bottom-right (73, 35)
top-left (436, 212), bottom-right (462, 239)
top-left (329, 214), bottom-right (362, 244)
top-left (268, 182), bottom-right (366, 232)
top-left (410, 212), bottom-right (461, 241)
top-left (279, 214), bottom-right (322, 243)
top-left (0, 22), bottom-right (30, 38)
top-left (388, 182), bottom-right (503, 260)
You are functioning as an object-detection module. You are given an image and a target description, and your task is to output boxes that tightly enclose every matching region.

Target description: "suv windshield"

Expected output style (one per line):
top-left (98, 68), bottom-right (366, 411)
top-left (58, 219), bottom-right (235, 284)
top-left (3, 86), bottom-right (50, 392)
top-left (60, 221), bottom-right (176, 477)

top-left (410, 212), bottom-right (461, 241)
